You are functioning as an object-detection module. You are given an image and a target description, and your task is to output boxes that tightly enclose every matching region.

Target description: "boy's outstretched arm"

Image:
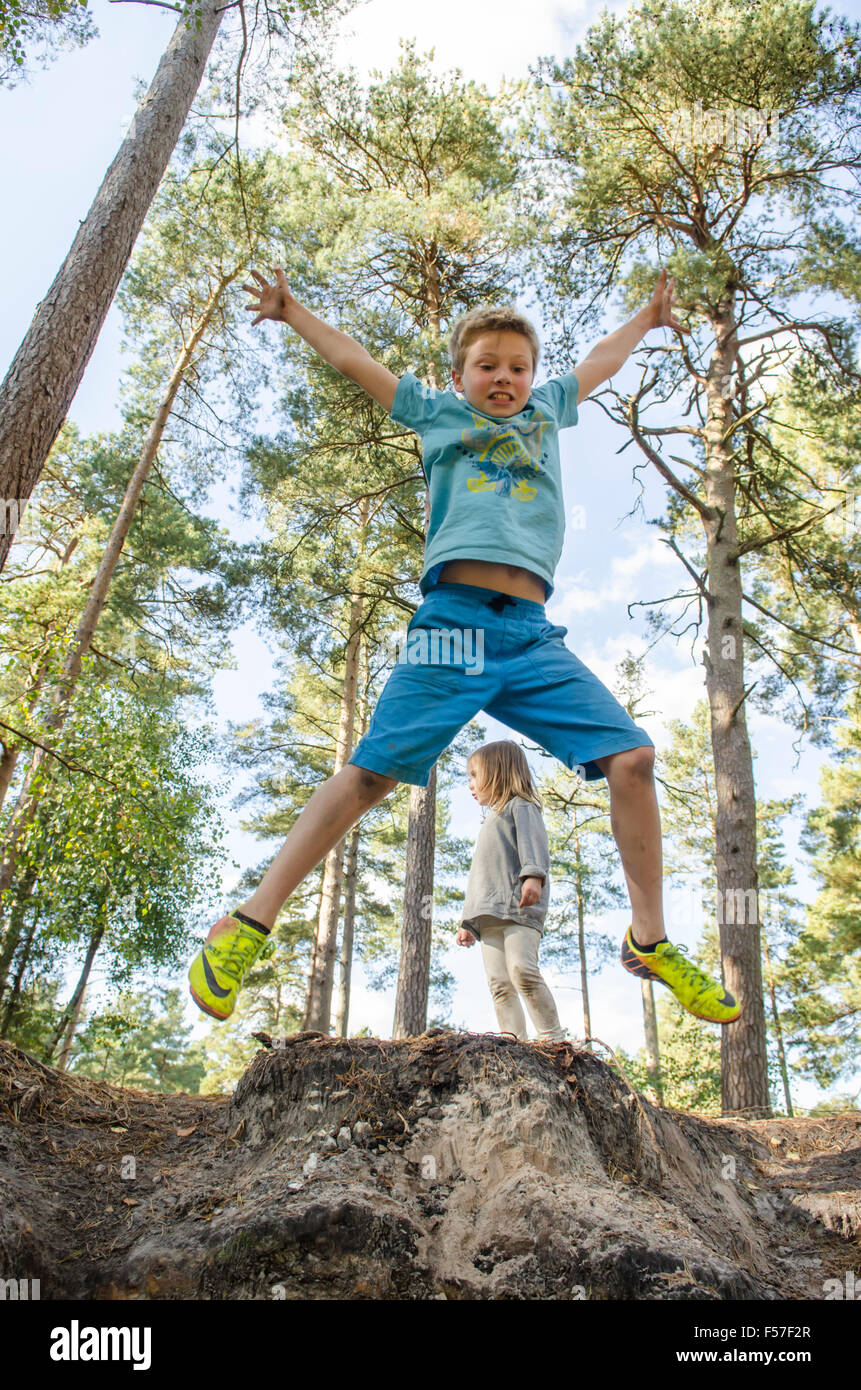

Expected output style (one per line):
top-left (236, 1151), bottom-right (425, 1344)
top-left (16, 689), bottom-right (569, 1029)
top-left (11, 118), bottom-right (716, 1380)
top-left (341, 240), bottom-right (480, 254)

top-left (572, 268), bottom-right (690, 404)
top-left (243, 267), bottom-right (400, 414)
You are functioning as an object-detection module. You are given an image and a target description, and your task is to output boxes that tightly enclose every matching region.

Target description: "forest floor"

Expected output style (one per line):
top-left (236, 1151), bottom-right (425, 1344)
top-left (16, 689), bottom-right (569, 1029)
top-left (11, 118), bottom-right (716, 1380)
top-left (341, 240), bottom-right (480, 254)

top-left (0, 1032), bottom-right (858, 1300)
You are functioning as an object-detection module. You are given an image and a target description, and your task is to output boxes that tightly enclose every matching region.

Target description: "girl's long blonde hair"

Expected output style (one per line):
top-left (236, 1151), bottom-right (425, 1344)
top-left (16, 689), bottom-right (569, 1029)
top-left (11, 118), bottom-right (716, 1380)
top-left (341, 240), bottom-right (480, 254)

top-left (468, 740), bottom-right (543, 817)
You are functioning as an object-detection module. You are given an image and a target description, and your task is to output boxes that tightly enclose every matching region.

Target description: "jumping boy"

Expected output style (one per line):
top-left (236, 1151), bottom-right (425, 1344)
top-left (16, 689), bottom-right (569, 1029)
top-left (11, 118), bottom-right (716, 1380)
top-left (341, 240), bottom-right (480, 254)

top-left (188, 266), bottom-right (741, 1028)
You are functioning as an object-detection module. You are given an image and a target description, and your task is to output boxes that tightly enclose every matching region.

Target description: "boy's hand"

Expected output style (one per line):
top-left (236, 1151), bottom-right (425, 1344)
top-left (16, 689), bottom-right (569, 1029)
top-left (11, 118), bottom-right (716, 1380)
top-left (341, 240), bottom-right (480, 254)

top-left (242, 272), bottom-right (400, 414)
top-left (572, 269), bottom-right (689, 403)
top-left (519, 876), bottom-right (544, 908)
top-left (242, 267), bottom-right (294, 327)
top-left (644, 268), bottom-right (689, 334)
top-left (457, 928), bottom-right (476, 946)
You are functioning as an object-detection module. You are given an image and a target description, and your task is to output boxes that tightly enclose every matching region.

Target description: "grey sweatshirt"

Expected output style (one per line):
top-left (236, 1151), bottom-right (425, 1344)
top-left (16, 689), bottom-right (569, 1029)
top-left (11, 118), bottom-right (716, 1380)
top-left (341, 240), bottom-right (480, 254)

top-left (461, 796), bottom-right (551, 938)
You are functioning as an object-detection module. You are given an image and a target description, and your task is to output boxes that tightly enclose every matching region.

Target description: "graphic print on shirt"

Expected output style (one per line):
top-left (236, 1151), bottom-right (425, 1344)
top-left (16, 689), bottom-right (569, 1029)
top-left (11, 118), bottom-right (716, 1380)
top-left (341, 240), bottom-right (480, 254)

top-left (461, 410), bottom-right (554, 502)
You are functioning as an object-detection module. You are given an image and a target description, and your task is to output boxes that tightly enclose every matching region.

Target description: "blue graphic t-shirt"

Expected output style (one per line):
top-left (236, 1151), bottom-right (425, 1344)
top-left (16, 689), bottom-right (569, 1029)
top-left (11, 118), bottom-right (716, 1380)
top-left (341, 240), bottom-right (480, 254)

top-left (391, 371), bottom-right (580, 600)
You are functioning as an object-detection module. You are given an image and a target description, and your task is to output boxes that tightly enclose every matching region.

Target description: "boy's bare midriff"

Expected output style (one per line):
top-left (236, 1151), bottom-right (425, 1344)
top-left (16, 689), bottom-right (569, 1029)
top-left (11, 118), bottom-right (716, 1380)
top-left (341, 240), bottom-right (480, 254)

top-left (437, 559), bottom-right (546, 604)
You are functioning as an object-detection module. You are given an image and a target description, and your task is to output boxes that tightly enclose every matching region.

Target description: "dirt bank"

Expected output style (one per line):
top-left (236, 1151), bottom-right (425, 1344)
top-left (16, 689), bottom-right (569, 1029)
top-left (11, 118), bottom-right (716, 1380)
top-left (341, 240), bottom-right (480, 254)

top-left (0, 1033), bottom-right (858, 1299)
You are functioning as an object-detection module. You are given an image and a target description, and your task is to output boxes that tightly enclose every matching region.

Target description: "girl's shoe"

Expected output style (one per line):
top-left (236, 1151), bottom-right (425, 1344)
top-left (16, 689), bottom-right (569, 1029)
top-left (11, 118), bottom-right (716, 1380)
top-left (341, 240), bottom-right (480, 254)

top-left (620, 926), bottom-right (741, 1024)
top-left (188, 912), bottom-right (275, 1021)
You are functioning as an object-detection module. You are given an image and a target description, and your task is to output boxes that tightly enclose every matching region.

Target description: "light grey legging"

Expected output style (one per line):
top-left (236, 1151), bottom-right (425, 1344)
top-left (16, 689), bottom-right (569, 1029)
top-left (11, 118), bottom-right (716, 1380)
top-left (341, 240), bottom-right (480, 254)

top-left (472, 916), bottom-right (566, 1041)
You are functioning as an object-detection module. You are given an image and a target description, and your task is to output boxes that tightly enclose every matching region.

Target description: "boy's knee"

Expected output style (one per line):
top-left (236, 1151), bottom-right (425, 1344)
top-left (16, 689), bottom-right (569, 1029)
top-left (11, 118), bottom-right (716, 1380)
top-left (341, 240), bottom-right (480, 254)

top-left (603, 745), bottom-right (655, 782)
top-left (353, 765), bottom-right (398, 800)
top-left (627, 745), bottom-right (656, 780)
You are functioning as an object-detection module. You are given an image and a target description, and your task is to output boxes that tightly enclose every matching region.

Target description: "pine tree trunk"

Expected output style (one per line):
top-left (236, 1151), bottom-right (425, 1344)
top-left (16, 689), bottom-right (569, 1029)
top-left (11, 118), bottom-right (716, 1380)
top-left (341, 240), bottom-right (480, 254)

top-left (762, 930), bottom-right (793, 1115)
top-left (573, 817), bottom-right (592, 1048)
top-left (0, 869), bottom-right (37, 1017)
top-left (702, 302), bottom-right (769, 1117)
top-left (393, 766), bottom-right (436, 1038)
top-left (0, 912), bottom-right (40, 1038)
top-left (0, 743), bottom-right (18, 812)
top-left (0, 632), bottom-right (58, 812)
top-left (577, 893), bottom-right (592, 1046)
top-left (303, 582), bottom-right (365, 1032)
top-left (335, 821), bottom-right (360, 1037)
top-left (393, 310), bottom-right (441, 1038)
top-left (392, 496), bottom-right (436, 1038)
top-left (0, 0), bottom-right (224, 572)
top-left (336, 648), bottom-right (369, 1037)
top-left (640, 979), bottom-right (663, 1104)
top-left (0, 905), bottom-right (24, 1009)
top-left (45, 922), bottom-right (104, 1067)
top-left (302, 844), bottom-right (346, 1033)
top-left (0, 543), bottom-right (81, 813)
top-left (0, 277), bottom-right (233, 905)
top-left (56, 983), bottom-right (88, 1073)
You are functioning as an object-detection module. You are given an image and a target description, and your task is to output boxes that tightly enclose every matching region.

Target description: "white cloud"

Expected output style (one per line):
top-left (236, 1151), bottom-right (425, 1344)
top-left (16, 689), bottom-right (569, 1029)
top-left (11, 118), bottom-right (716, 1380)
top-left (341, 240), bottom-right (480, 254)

top-left (545, 535), bottom-right (710, 742)
top-left (553, 532), bottom-right (682, 618)
top-left (329, 0), bottom-right (583, 87)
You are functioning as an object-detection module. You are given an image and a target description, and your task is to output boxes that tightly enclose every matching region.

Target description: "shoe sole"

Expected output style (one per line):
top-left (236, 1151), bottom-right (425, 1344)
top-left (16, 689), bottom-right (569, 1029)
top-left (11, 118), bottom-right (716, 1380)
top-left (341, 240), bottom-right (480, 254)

top-left (189, 983), bottom-right (232, 1021)
top-left (643, 972), bottom-right (741, 1024)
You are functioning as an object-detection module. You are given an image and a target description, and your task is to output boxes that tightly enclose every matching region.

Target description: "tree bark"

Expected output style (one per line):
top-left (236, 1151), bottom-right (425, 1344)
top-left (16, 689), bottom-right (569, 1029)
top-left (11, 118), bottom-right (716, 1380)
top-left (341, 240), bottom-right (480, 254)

top-left (0, 742), bottom-right (19, 812)
top-left (0, 911), bottom-right (40, 1038)
top-left (303, 578), bottom-right (365, 1031)
top-left (0, 612), bottom-right (67, 813)
top-left (391, 492), bottom-right (436, 1037)
top-left (336, 646), bottom-right (369, 1037)
top-left (392, 767), bottom-right (436, 1038)
top-left (762, 929), bottom-right (793, 1116)
top-left (0, 535), bottom-right (81, 812)
top-left (640, 979), bottom-right (663, 1105)
top-left (0, 869), bottom-right (37, 1016)
top-left (44, 921), bottom-right (105, 1068)
top-left (393, 312), bottom-right (440, 1038)
top-left (702, 300), bottom-right (769, 1118)
top-left (0, 0), bottom-right (224, 571)
top-left (572, 815), bottom-right (592, 1049)
top-left (577, 894), bottom-right (592, 1047)
top-left (0, 275), bottom-right (234, 906)
top-left (335, 820), bottom-right (360, 1037)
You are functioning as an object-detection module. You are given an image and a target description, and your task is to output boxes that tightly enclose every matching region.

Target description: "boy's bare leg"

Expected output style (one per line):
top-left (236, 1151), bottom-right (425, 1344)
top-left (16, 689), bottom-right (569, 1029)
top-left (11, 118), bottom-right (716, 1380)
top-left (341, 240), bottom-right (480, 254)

top-left (594, 747), bottom-right (666, 945)
top-left (236, 764), bottom-right (399, 929)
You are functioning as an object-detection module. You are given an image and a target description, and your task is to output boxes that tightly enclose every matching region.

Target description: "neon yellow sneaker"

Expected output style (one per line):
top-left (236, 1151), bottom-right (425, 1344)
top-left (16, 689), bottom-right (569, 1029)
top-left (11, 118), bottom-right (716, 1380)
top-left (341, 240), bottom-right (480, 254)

top-left (188, 911), bottom-right (275, 1021)
top-left (621, 926), bottom-right (741, 1024)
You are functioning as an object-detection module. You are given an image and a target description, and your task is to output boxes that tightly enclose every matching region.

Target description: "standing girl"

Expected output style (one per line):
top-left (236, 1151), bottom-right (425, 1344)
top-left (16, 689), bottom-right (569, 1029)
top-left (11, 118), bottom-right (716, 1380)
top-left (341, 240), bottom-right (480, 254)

top-left (457, 740), bottom-right (566, 1042)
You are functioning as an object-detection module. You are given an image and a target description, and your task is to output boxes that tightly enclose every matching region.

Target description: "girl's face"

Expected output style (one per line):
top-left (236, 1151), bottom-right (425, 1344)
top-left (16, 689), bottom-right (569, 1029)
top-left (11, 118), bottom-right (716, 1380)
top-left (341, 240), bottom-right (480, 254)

top-left (468, 763), bottom-right (488, 804)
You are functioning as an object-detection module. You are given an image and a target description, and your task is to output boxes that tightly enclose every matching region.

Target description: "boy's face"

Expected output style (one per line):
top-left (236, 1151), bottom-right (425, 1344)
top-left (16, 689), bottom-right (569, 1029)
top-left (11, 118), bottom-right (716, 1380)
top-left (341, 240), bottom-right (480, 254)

top-left (452, 330), bottom-right (534, 417)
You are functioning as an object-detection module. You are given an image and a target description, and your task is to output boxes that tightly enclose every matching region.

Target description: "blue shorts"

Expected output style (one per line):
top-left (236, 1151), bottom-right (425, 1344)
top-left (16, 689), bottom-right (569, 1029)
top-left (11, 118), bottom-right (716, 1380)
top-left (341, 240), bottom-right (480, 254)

top-left (348, 581), bottom-right (654, 787)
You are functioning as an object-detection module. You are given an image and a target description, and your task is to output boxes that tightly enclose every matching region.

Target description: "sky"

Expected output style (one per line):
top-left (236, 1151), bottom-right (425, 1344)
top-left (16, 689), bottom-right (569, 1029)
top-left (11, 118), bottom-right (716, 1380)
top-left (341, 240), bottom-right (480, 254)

top-left (1, 0), bottom-right (857, 1106)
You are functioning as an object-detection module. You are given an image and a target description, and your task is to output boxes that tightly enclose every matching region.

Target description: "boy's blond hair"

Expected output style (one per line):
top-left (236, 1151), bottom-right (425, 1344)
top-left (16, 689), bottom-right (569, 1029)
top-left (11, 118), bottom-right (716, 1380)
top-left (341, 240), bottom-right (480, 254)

top-left (449, 306), bottom-right (540, 376)
top-left (468, 740), bottom-right (543, 817)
